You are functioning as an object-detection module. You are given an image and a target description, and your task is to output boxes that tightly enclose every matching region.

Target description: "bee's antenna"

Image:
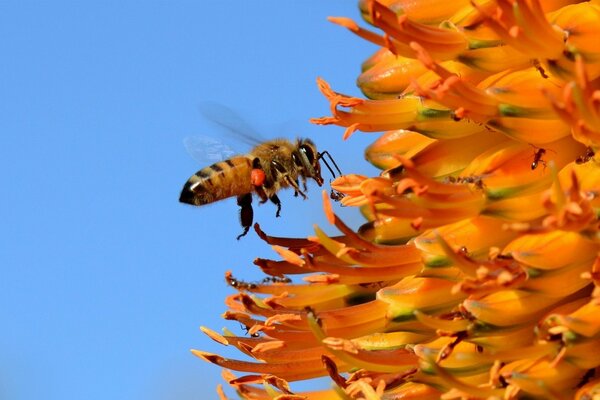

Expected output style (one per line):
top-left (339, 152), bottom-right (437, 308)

top-left (318, 151), bottom-right (342, 178)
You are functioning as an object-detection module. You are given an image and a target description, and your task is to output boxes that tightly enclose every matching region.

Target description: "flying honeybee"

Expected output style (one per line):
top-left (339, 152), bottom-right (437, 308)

top-left (179, 138), bottom-right (341, 239)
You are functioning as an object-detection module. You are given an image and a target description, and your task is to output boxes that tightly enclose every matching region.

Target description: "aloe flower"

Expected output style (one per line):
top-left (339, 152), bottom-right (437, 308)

top-left (194, 1), bottom-right (600, 398)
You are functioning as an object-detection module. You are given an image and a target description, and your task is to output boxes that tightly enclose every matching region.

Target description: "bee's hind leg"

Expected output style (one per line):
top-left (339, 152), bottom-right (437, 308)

top-left (236, 193), bottom-right (253, 240)
top-left (269, 194), bottom-right (282, 217)
top-left (255, 186), bottom-right (269, 204)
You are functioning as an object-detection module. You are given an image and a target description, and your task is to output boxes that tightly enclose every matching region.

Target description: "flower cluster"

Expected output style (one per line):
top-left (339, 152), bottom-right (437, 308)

top-left (195, 1), bottom-right (600, 398)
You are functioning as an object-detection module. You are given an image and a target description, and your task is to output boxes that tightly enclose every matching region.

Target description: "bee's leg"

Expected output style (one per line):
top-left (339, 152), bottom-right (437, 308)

top-left (301, 176), bottom-right (308, 192)
top-left (285, 175), bottom-right (307, 199)
top-left (255, 185), bottom-right (269, 204)
top-left (269, 194), bottom-right (282, 217)
top-left (252, 158), bottom-right (270, 204)
top-left (236, 193), bottom-right (253, 240)
top-left (293, 179), bottom-right (299, 197)
top-left (270, 160), bottom-right (307, 199)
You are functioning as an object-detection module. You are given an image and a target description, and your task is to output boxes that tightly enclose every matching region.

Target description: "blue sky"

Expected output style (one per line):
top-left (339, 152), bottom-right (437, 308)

top-left (1, 2), bottom-right (379, 399)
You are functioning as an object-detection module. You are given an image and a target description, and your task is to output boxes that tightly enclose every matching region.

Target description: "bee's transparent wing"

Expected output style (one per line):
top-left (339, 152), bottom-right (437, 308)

top-left (183, 135), bottom-right (238, 163)
top-left (184, 102), bottom-right (268, 164)
top-left (197, 101), bottom-right (266, 147)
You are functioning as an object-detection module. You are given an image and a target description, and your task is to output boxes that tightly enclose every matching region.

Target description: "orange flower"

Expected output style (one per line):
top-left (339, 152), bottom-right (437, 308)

top-left (195, 1), bottom-right (600, 398)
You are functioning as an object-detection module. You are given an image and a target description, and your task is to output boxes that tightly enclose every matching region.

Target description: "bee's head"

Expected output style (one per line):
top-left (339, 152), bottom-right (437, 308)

top-left (294, 138), bottom-right (323, 186)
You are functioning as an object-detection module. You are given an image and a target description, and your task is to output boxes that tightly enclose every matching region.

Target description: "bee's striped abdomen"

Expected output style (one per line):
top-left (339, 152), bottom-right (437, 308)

top-left (179, 157), bottom-right (253, 206)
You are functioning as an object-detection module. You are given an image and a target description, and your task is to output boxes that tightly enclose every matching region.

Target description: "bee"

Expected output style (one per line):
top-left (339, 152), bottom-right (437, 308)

top-left (180, 138), bottom-right (341, 239)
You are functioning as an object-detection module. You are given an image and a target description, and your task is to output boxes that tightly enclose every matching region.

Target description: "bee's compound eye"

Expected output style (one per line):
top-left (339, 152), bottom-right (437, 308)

top-left (299, 144), bottom-right (316, 164)
top-left (251, 169), bottom-right (266, 186)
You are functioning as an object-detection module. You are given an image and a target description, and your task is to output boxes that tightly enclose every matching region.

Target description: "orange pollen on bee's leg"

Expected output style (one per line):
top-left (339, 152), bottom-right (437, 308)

top-left (251, 169), bottom-right (266, 186)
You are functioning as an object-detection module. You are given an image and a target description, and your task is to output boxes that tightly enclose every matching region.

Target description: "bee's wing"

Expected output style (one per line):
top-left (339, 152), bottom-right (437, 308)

top-left (183, 135), bottom-right (238, 163)
top-left (198, 101), bottom-right (266, 147)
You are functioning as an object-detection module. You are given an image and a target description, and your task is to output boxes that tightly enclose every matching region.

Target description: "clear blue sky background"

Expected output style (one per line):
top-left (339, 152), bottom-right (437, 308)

top-left (1, 2), bottom-right (380, 399)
